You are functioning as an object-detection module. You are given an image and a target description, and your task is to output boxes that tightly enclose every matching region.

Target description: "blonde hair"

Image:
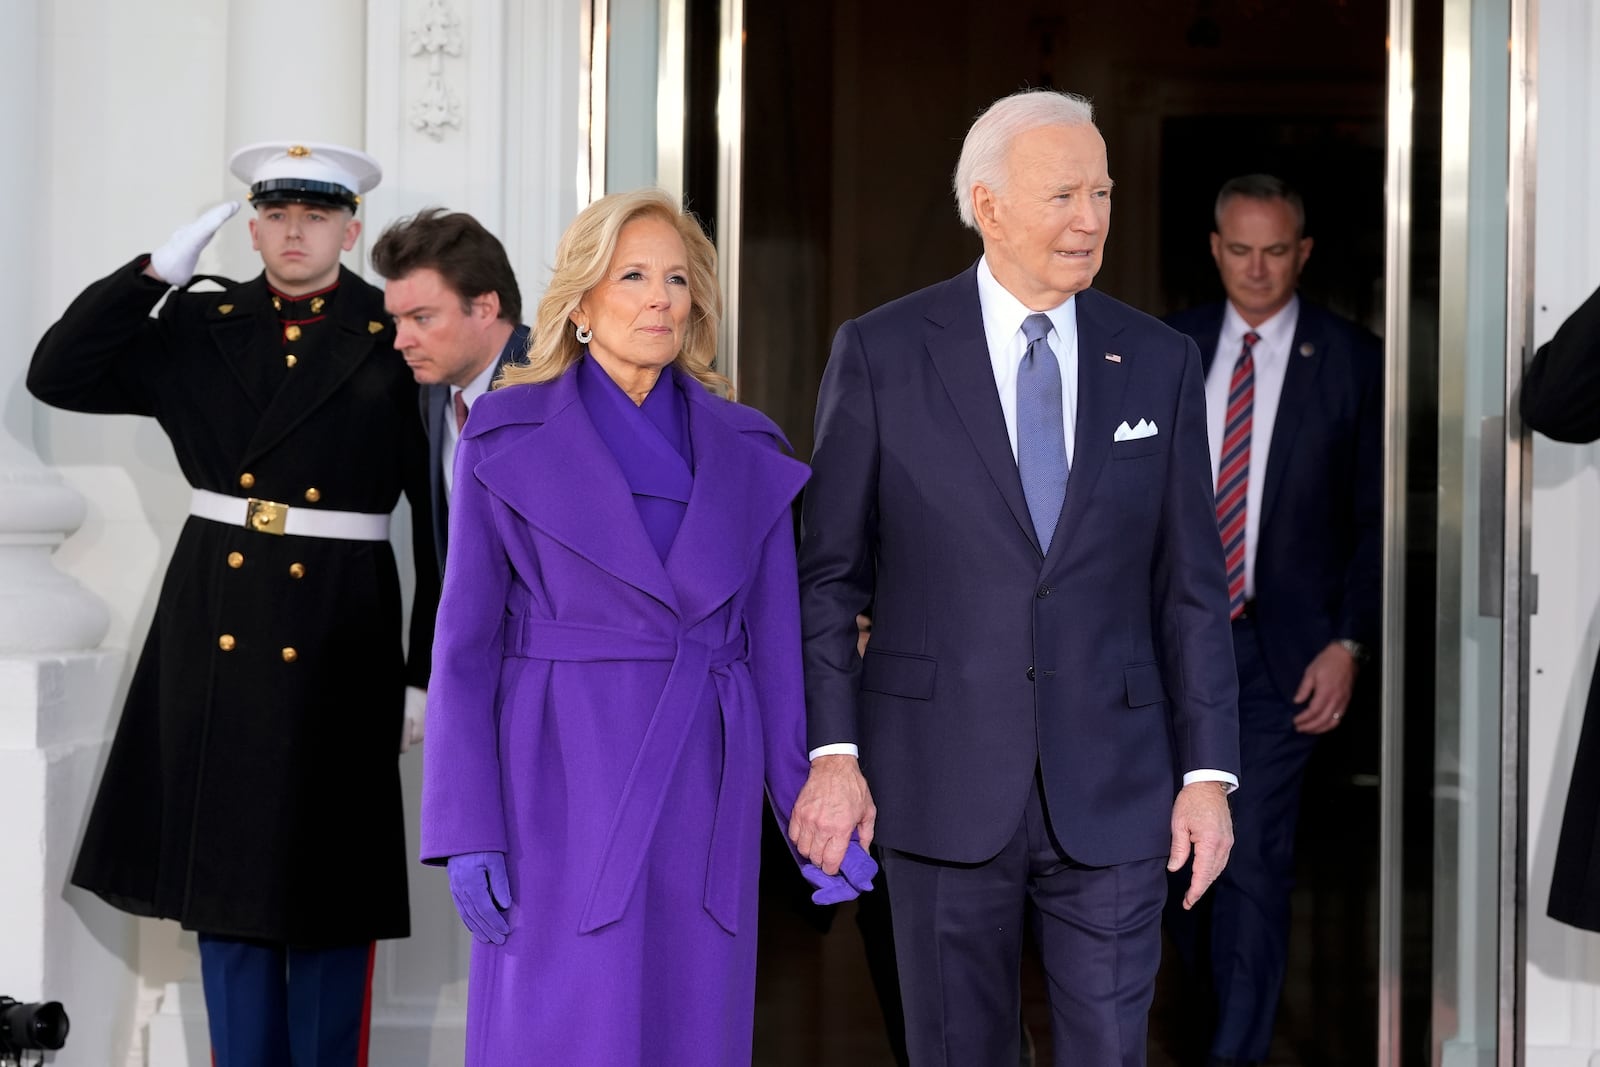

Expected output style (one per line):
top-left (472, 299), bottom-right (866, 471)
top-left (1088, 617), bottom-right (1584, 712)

top-left (499, 188), bottom-right (730, 396)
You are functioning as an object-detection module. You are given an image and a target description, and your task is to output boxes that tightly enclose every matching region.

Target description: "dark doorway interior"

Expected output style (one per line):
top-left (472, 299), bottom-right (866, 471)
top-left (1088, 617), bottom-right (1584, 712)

top-left (732, 0), bottom-right (1388, 456)
top-left (728, 2), bottom-right (1398, 1064)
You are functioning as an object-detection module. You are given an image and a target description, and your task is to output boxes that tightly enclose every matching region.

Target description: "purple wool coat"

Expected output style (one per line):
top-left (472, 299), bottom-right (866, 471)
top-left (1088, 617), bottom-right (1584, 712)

top-left (420, 361), bottom-right (812, 1065)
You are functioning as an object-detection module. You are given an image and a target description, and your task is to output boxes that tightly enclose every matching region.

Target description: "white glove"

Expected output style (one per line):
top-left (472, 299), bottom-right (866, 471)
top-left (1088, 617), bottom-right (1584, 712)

top-left (147, 201), bottom-right (241, 287)
top-left (401, 686), bottom-right (427, 753)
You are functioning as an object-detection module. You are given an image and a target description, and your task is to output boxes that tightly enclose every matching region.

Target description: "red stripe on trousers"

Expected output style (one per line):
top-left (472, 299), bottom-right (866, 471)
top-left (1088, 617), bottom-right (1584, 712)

top-left (357, 943), bottom-right (375, 1067)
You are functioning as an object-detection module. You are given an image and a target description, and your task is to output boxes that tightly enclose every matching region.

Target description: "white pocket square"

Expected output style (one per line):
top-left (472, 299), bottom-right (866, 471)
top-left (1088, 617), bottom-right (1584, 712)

top-left (1114, 419), bottom-right (1158, 442)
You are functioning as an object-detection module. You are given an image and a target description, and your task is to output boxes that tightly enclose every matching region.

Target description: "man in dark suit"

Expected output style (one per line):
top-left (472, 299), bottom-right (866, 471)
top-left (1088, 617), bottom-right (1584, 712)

top-left (371, 208), bottom-right (529, 579)
top-left (29, 141), bottom-right (438, 1067)
top-left (1164, 174), bottom-right (1382, 1067)
top-left (790, 88), bottom-right (1241, 1066)
top-left (1522, 283), bottom-right (1600, 932)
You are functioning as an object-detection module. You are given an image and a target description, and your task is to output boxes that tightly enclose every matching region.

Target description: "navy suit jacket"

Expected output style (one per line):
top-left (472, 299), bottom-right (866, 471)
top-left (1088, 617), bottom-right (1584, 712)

top-left (421, 324), bottom-right (529, 574)
top-left (799, 264), bottom-right (1240, 868)
top-left (1165, 299), bottom-right (1382, 702)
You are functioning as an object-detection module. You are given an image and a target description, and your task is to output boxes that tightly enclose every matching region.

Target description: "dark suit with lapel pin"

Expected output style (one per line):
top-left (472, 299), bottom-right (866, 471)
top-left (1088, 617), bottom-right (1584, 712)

top-left (800, 263), bottom-right (1241, 1064)
top-left (419, 323), bottom-right (529, 573)
top-left (1165, 296), bottom-right (1382, 1062)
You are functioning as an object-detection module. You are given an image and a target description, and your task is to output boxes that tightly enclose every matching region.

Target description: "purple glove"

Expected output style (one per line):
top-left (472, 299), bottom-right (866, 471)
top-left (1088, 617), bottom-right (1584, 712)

top-left (801, 841), bottom-right (878, 905)
top-left (447, 851), bottom-right (513, 944)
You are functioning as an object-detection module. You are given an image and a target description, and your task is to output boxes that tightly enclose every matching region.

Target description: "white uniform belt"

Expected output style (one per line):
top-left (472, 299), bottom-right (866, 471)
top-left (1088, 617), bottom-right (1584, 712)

top-left (188, 488), bottom-right (390, 541)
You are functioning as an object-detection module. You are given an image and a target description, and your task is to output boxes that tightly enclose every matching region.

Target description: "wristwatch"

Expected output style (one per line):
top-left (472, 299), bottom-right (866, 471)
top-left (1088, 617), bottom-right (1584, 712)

top-left (1336, 638), bottom-right (1369, 665)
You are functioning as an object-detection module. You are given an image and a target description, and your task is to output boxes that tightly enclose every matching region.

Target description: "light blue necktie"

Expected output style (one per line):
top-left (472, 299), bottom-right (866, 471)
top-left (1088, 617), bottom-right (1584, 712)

top-left (1016, 313), bottom-right (1068, 554)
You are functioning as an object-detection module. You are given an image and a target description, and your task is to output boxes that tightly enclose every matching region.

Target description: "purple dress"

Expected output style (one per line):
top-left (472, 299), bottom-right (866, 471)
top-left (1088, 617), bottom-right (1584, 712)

top-left (421, 358), bottom-right (812, 1065)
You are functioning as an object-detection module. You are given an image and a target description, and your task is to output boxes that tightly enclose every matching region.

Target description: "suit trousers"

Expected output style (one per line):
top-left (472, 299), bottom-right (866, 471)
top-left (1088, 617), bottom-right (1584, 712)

top-left (198, 935), bottom-right (375, 1067)
top-left (882, 770), bottom-right (1167, 1067)
top-left (1167, 617), bottom-right (1318, 1062)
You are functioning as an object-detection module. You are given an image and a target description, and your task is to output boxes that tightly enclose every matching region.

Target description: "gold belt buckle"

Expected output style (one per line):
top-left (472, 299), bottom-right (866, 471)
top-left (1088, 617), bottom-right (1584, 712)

top-left (245, 497), bottom-right (289, 535)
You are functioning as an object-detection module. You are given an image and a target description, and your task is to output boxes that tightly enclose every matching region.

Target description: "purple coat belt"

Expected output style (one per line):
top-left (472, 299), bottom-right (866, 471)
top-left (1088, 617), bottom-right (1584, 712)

top-left (502, 617), bottom-right (755, 935)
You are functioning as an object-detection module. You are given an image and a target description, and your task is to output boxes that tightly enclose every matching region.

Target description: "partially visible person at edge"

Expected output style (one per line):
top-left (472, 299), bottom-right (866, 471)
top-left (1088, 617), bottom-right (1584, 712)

top-left (370, 207), bottom-right (530, 577)
top-left (1523, 283), bottom-right (1600, 933)
top-left (27, 141), bottom-right (437, 1066)
top-left (1164, 173), bottom-right (1383, 1067)
top-left (790, 88), bottom-right (1240, 1066)
top-left (418, 187), bottom-right (876, 1065)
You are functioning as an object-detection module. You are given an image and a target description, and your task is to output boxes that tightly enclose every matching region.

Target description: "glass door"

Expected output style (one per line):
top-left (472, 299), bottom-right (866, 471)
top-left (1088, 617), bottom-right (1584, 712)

top-left (1433, 0), bottom-right (1509, 1058)
top-left (1385, 0), bottom-right (1533, 1062)
top-left (584, 0), bottom-right (686, 201)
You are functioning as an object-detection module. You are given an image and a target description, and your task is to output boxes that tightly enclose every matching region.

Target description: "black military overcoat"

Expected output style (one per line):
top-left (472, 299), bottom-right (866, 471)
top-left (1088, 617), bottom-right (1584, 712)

top-left (29, 258), bottom-right (439, 946)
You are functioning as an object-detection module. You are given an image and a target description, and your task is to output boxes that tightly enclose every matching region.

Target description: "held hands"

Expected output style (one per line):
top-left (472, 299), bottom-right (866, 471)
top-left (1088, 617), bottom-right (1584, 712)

top-left (801, 841), bottom-right (879, 905)
top-left (146, 201), bottom-right (241, 287)
top-left (400, 686), bottom-right (427, 753)
top-left (447, 851), bottom-right (513, 944)
top-left (789, 754), bottom-right (876, 875)
top-left (1168, 780), bottom-right (1234, 910)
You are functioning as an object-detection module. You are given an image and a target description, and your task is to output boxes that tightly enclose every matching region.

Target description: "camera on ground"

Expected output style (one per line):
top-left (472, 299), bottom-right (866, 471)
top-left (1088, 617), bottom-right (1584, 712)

top-left (0, 997), bottom-right (69, 1062)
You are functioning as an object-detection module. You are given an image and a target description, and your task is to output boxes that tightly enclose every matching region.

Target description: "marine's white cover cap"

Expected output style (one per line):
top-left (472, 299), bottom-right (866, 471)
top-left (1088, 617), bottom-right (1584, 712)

top-left (227, 141), bottom-right (382, 209)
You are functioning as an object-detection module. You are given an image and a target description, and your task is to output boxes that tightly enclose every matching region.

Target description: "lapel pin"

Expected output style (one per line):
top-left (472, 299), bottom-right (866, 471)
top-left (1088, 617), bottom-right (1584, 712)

top-left (1105, 352), bottom-right (1122, 363)
top-left (368, 321), bottom-right (385, 334)
top-left (1299, 342), bottom-right (1315, 357)
top-left (218, 304), bottom-right (234, 315)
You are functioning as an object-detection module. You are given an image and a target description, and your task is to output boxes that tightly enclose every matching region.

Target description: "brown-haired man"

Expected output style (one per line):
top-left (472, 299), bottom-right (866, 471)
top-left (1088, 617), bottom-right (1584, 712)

top-left (371, 208), bottom-right (528, 574)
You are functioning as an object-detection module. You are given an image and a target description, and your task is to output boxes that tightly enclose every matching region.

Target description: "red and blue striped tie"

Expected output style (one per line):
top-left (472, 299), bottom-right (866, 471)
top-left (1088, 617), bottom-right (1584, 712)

top-left (1216, 331), bottom-right (1257, 620)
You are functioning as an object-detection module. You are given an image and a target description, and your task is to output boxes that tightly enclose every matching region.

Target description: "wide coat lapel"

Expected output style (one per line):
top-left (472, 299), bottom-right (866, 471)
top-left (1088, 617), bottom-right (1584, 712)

top-left (666, 372), bottom-right (810, 625)
top-left (924, 268), bottom-right (1040, 553)
top-left (1046, 289), bottom-right (1131, 563)
top-left (1259, 300), bottom-right (1328, 531)
top-left (470, 369), bottom-right (681, 612)
top-left (240, 267), bottom-right (388, 468)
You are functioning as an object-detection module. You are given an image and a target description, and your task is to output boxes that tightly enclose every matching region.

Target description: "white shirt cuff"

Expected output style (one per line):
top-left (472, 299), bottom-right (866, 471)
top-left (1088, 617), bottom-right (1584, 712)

top-left (806, 750), bottom-right (1231, 787)
top-left (1183, 769), bottom-right (1239, 793)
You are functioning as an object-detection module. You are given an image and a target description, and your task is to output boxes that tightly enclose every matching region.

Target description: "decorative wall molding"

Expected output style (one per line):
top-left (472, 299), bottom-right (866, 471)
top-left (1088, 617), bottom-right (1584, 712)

top-left (408, 0), bottom-right (465, 140)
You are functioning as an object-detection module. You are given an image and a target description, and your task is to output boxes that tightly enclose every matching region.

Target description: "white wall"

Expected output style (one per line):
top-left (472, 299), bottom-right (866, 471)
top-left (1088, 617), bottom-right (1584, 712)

top-left (1525, 1), bottom-right (1600, 1062)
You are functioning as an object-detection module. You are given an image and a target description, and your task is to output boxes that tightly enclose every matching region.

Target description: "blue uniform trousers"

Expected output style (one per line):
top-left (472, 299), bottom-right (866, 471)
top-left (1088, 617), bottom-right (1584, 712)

top-left (197, 934), bottom-right (374, 1067)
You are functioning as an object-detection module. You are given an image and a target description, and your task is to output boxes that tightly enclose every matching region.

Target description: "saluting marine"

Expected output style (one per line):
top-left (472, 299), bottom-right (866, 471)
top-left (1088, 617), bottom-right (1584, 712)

top-left (28, 142), bottom-right (439, 1067)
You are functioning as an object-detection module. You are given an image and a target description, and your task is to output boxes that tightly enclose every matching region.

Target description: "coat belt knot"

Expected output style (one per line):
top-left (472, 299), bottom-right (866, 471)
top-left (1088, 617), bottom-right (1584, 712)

top-left (501, 617), bottom-right (753, 935)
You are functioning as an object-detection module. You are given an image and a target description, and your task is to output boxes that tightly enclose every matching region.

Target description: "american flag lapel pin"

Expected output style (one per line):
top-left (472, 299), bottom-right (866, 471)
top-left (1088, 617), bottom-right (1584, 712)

top-left (1105, 352), bottom-right (1122, 363)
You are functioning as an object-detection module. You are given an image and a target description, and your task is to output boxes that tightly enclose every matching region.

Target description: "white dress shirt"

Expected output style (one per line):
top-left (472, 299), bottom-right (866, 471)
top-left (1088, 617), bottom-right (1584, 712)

top-left (1204, 297), bottom-right (1299, 600)
top-left (977, 257), bottom-right (1079, 466)
top-left (442, 356), bottom-right (504, 499)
